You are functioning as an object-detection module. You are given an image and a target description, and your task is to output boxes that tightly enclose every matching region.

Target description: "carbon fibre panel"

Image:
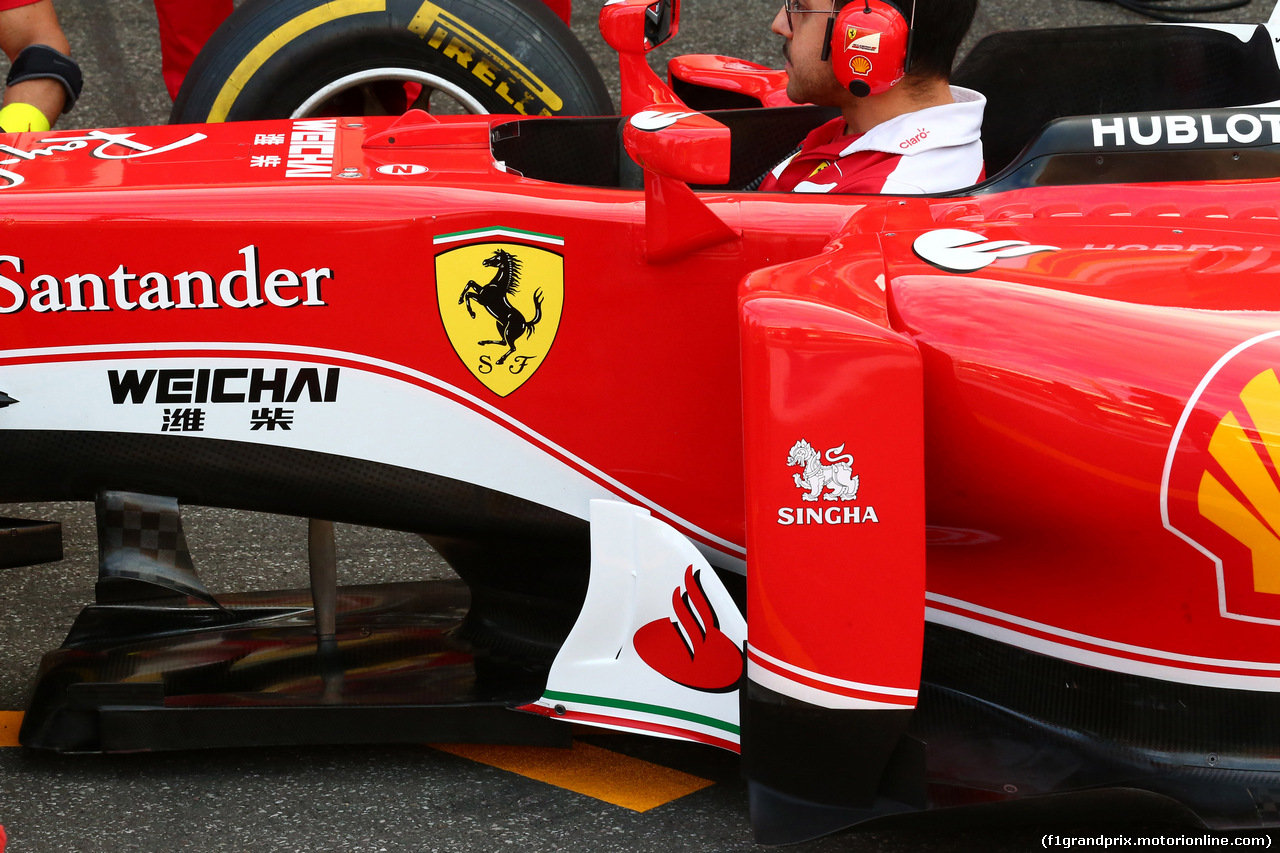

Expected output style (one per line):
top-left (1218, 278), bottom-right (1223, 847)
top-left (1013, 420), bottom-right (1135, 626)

top-left (21, 580), bottom-right (568, 752)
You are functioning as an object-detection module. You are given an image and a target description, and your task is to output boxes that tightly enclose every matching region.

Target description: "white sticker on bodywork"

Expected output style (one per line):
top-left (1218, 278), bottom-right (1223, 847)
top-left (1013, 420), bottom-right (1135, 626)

top-left (525, 500), bottom-right (745, 750)
top-left (913, 228), bottom-right (1059, 273)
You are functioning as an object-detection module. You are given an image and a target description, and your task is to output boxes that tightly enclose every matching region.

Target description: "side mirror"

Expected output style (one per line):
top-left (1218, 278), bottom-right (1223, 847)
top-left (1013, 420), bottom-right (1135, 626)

top-left (622, 108), bottom-right (729, 185)
top-left (622, 106), bottom-right (737, 264)
top-left (644, 0), bottom-right (676, 49)
top-left (599, 0), bottom-right (680, 55)
top-left (601, 5), bottom-right (738, 263)
top-left (601, 0), bottom-right (683, 114)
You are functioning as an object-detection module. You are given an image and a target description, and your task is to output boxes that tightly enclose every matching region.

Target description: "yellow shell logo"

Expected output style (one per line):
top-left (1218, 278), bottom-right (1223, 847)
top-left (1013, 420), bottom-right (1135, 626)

top-left (849, 55), bottom-right (873, 76)
top-left (1197, 368), bottom-right (1280, 594)
top-left (434, 229), bottom-right (564, 397)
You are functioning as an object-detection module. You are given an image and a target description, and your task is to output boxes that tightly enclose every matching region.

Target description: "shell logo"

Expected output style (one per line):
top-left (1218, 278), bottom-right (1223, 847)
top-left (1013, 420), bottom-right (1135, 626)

top-left (1165, 334), bottom-right (1280, 625)
top-left (849, 55), bottom-right (873, 76)
top-left (1197, 368), bottom-right (1280, 594)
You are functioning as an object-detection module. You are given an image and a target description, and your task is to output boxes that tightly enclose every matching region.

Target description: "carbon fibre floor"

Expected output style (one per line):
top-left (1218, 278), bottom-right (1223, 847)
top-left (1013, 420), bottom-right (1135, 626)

top-left (1, 709), bottom-right (714, 811)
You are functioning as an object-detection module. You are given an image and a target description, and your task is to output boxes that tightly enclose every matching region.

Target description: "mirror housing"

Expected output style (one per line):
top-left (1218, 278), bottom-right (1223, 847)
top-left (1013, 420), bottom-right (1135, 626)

top-left (622, 106), bottom-right (737, 264)
top-left (599, 0), bottom-right (680, 54)
top-left (623, 108), bottom-right (731, 185)
top-left (601, 0), bottom-right (683, 114)
top-left (602, 5), bottom-right (738, 264)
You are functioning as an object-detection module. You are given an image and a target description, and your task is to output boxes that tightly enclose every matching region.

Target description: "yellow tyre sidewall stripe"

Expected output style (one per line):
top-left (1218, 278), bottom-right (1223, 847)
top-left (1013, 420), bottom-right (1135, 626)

top-left (208, 0), bottom-right (389, 122)
top-left (408, 0), bottom-right (563, 113)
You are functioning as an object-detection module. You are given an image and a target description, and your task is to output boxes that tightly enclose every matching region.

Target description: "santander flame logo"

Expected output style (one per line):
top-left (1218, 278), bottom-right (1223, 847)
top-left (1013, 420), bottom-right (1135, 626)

top-left (632, 565), bottom-right (744, 692)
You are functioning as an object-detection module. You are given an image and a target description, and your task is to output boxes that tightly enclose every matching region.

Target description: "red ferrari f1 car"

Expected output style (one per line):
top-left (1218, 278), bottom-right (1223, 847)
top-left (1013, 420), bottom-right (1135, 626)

top-left (5, 0), bottom-right (1280, 844)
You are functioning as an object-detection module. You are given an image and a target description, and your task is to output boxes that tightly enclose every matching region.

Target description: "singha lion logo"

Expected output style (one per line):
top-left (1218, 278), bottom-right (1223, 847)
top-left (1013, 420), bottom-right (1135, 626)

top-left (457, 249), bottom-right (544, 365)
top-left (788, 439), bottom-right (859, 502)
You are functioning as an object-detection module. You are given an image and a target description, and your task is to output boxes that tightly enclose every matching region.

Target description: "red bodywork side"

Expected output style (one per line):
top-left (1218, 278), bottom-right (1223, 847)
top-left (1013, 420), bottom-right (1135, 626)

top-left (6, 117), bottom-right (1280, 682)
top-left (0, 117), bottom-right (851, 565)
top-left (6, 99), bottom-right (1280, 838)
top-left (892, 188), bottom-right (1280, 690)
top-left (741, 227), bottom-right (926, 707)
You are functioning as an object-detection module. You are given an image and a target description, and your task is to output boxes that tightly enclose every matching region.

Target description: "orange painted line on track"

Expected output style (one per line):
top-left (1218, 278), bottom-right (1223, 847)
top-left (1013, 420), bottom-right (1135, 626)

top-left (0, 712), bottom-right (22, 747)
top-left (0, 710), bottom-right (711, 814)
top-left (431, 741), bottom-right (714, 812)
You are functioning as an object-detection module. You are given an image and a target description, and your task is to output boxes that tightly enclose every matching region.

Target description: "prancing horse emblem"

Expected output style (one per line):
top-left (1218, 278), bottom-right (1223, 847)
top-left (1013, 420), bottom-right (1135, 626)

top-left (434, 234), bottom-right (564, 397)
top-left (458, 249), bottom-right (544, 365)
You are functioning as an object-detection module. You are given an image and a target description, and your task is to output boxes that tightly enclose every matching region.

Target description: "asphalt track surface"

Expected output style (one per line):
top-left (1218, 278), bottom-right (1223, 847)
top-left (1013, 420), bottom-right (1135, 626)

top-left (3, 0), bottom-right (1280, 851)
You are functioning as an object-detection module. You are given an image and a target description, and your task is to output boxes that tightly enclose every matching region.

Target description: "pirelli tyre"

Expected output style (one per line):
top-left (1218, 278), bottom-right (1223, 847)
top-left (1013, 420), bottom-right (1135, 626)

top-left (169, 0), bottom-right (613, 123)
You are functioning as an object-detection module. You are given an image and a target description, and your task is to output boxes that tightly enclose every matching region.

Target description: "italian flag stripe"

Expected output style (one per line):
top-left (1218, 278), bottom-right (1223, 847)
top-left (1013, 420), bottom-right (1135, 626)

top-left (432, 227), bottom-right (564, 246)
top-left (541, 690), bottom-right (739, 734)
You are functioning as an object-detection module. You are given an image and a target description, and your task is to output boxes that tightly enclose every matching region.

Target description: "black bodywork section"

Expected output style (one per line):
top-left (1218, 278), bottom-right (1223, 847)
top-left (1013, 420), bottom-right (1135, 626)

top-left (491, 105), bottom-right (838, 190)
top-left (745, 625), bottom-right (1280, 842)
top-left (916, 625), bottom-right (1280, 829)
top-left (1, 428), bottom-right (591, 650)
top-left (2, 429), bottom-right (589, 753)
top-left (0, 516), bottom-right (62, 569)
top-left (954, 24), bottom-right (1280, 176)
top-left (21, 579), bottom-right (569, 752)
top-left (528, 24), bottom-right (1280, 199)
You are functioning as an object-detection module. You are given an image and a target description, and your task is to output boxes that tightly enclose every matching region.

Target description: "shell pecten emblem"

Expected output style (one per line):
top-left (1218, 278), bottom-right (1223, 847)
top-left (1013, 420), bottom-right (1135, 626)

top-left (434, 228), bottom-right (564, 396)
top-left (1197, 368), bottom-right (1280, 594)
top-left (1162, 334), bottom-right (1280, 625)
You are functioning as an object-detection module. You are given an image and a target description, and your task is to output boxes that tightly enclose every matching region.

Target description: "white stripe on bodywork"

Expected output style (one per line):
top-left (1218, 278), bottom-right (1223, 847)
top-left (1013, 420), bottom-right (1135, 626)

top-left (746, 665), bottom-right (912, 710)
top-left (927, 592), bottom-right (1280, 691)
top-left (0, 343), bottom-right (745, 568)
top-left (746, 643), bottom-right (917, 697)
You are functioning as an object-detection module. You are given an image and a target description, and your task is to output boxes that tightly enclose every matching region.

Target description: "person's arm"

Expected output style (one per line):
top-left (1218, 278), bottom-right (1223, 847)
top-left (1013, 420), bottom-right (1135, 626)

top-left (0, 0), bottom-right (74, 131)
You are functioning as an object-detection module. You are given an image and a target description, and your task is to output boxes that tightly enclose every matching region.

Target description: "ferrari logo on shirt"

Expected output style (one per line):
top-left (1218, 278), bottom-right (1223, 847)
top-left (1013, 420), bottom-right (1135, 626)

top-left (807, 161), bottom-right (832, 179)
top-left (845, 28), bottom-right (882, 53)
top-left (434, 228), bottom-right (564, 397)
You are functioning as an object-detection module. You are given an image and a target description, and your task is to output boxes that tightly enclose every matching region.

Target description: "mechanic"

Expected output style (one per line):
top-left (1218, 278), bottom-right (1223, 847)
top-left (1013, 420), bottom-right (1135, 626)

top-left (0, 0), bottom-right (80, 133)
top-left (760, 0), bottom-right (984, 193)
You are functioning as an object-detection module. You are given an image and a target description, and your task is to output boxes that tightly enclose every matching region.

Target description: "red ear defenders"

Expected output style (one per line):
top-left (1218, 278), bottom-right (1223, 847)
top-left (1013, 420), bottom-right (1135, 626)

top-left (820, 0), bottom-right (912, 98)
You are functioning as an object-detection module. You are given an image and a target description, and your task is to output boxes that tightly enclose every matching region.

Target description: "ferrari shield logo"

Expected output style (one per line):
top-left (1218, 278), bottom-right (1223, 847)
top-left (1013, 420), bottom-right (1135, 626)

top-left (434, 229), bottom-right (564, 396)
top-left (846, 28), bottom-right (882, 53)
